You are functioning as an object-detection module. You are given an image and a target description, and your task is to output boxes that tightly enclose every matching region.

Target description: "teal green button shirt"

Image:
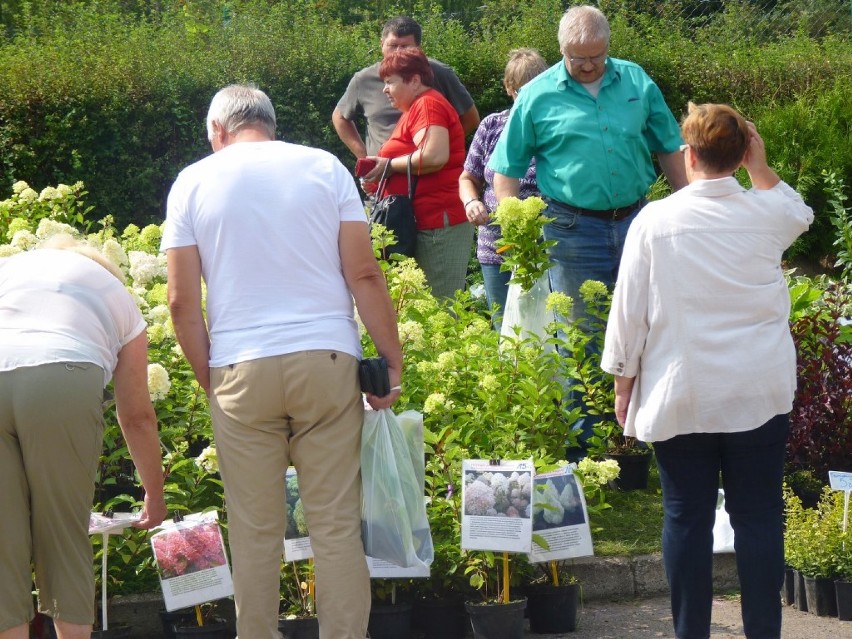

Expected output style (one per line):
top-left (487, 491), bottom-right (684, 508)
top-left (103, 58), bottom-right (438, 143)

top-left (488, 58), bottom-right (683, 210)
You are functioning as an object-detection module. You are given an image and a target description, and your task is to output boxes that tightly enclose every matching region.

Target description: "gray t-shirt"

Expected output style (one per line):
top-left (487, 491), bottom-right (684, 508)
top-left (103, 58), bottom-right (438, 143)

top-left (336, 58), bottom-right (475, 155)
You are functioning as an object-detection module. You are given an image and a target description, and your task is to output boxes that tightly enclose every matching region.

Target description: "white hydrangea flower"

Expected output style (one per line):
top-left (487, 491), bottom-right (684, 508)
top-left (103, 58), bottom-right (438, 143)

top-left (102, 238), bottom-right (128, 269)
top-left (147, 304), bottom-right (171, 325)
top-left (56, 183), bottom-right (73, 197)
top-left (397, 320), bottom-right (424, 348)
top-left (0, 244), bottom-right (22, 257)
top-left (423, 392), bottom-right (453, 414)
top-left (436, 351), bottom-right (455, 370)
top-left (479, 374), bottom-right (499, 393)
top-left (128, 251), bottom-right (166, 287)
top-left (10, 229), bottom-right (38, 250)
top-left (35, 219), bottom-right (77, 240)
top-left (147, 363), bottom-right (171, 401)
top-left (12, 180), bottom-right (29, 194)
top-left (195, 445), bottom-right (219, 474)
top-left (38, 186), bottom-right (59, 201)
top-left (19, 188), bottom-right (38, 203)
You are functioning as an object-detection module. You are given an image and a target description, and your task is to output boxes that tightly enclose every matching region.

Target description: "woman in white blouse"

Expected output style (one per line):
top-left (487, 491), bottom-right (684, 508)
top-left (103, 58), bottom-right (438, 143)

top-left (602, 103), bottom-right (813, 639)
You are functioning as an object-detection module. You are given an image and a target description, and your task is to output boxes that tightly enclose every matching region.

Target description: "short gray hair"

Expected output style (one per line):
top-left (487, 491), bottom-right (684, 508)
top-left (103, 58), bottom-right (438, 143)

top-left (558, 5), bottom-right (610, 53)
top-left (206, 84), bottom-right (276, 141)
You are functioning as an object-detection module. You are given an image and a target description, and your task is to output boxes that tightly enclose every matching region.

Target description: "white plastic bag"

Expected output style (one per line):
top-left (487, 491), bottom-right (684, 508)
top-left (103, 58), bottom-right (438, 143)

top-left (712, 489), bottom-right (735, 553)
top-left (499, 272), bottom-right (554, 347)
top-left (361, 408), bottom-right (433, 569)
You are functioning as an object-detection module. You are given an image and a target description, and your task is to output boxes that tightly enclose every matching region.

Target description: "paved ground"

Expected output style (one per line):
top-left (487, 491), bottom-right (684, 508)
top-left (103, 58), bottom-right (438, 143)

top-left (528, 594), bottom-right (852, 638)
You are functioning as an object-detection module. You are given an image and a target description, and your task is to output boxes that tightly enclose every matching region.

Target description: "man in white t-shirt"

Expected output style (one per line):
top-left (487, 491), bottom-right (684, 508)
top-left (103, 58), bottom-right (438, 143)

top-left (161, 84), bottom-right (402, 639)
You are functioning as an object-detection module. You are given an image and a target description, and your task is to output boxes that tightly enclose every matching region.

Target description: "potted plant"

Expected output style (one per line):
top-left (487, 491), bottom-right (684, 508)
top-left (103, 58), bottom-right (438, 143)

top-left (492, 195), bottom-right (556, 340)
top-left (367, 579), bottom-right (414, 639)
top-left (412, 479), bottom-right (471, 639)
top-left (835, 523), bottom-right (852, 621)
top-left (523, 561), bottom-right (581, 634)
top-left (278, 559), bottom-right (318, 639)
top-left (784, 485), bottom-right (842, 616)
top-left (463, 551), bottom-right (528, 639)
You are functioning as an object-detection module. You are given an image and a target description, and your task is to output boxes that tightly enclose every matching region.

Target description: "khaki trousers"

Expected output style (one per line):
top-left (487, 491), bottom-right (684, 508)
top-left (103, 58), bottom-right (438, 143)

top-left (0, 363), bottom-right (104, 630)
top-left (209, 351), bottom-right (369, 639)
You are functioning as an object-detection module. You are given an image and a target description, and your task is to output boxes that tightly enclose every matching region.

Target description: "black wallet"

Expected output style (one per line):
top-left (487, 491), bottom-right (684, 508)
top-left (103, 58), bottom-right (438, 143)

top-left (359, 357), bottom-right (390, 397)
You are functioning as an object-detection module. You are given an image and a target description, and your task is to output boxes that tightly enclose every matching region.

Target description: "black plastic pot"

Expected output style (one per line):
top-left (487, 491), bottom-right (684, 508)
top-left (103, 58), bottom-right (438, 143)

top-left (465, 598), bottom-right (526, 639)
top-left (91, 625), bottom-right (132, 639)
top-left (160, 609), bottom-right (197, 639)
top-left (606, 451), bottom-right (652, 491)
top-left (782, 567), bottom-right (795, 606)
top-left (173, 620), bottom-right (230, 639)
top-left (368, 602), bottom-right (412, 639)
top-left (835, 579), bottom-right (852, 621)
top-left (793, 569), bottom-right (808, 612)
top-left (526, 583), bottom-right (579, 633)
top-left (414, 597), bottom-right (467, 639)
top-left (803, 576), bottom-right (837, 617)
top-left (278, 615), bottom-right (319, 639)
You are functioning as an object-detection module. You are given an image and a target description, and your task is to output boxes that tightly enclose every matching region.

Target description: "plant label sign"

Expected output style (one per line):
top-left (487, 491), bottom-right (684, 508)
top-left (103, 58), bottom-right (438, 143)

top-left (284, 467), bottom-right (314, 561)
top-left (528, 465), bottom-right (594, 563)
top-left (150, 511), bottom-right (234, 611)
top-left (366, 555), bottom-right (430, 578)
top-left (829, 471), bottom-right (852, 491)
top-left (461, 459), bottom-right (533, 553)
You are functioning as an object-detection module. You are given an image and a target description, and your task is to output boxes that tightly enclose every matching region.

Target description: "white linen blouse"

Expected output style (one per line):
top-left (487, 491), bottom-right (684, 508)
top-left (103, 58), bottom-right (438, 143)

top-left (601, 177), bottom-right (814, 442)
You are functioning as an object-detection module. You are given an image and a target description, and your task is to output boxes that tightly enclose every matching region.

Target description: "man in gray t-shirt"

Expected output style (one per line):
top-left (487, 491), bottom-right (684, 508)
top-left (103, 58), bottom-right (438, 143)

top-left (332, 16), bottom-right (480, 158)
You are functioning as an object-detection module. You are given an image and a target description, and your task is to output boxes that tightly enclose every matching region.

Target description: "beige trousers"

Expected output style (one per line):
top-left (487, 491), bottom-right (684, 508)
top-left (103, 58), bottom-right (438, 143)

top-left (0, 362), bottom-right (104, 630)
top-left (209, 351), bottom-right (369, 639)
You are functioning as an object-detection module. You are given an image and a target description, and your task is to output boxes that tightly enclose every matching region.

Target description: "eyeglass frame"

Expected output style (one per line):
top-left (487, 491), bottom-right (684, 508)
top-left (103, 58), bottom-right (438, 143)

top-left (566, 53), bottom-right (608, 66)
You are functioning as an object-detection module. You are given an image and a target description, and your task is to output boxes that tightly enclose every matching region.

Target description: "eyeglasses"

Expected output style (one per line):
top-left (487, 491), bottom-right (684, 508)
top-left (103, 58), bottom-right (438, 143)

top-left (679, 144), bottom-right (690, 153)
top-left (567, 54), bottom-right (607, 66)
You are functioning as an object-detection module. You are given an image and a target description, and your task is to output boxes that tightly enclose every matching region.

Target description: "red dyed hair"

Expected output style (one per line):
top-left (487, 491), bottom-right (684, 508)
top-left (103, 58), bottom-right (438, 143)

top-left (379, 49), bottom-right (434, 86)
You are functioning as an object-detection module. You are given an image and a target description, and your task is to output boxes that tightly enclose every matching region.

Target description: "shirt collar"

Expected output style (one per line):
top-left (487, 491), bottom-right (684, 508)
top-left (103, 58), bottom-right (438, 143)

top-left (684, 176), bottom-right (748, 197)
top-left (556, 57), bottom-right (618, 92)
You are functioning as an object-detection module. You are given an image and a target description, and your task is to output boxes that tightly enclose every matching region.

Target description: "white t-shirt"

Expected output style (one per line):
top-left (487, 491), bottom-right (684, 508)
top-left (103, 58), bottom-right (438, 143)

top-left (161, 141), bottom-right (368, 367)
top-left (0, 249), bottom-right (146, 386)
top-left (601, 177), bottom-right (814, 442)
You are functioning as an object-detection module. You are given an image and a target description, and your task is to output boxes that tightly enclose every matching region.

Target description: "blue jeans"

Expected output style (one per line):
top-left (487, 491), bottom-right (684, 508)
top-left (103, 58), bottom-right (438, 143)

top-left (480, 263), bottom-right (511, 331)
top-left (654, 414), bottom-right (789, 639)
top-left (543, 199), bottom-right (639, 458)
top-left (542, 199), bottom-right (638, 327)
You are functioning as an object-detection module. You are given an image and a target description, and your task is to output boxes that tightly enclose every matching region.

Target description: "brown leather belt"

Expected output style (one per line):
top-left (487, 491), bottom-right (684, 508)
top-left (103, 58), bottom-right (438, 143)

top-left (545, 197), bottom-right (645, 222)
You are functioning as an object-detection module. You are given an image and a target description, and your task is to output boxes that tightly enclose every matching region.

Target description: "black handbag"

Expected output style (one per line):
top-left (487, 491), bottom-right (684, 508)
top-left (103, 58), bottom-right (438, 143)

top-left (369, 155), bottom-right (418, 259)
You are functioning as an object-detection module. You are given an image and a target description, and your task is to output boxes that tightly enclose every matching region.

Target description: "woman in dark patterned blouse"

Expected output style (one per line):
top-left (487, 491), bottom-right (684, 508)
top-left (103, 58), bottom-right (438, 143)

top-left (458, 48), bottom-right (548, 329)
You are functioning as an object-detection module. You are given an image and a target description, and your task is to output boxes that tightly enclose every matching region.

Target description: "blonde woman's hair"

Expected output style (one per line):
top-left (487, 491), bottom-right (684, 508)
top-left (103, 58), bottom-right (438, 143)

top-left (503, 48), bottom-right (549, 94)
top-left (681, 102), bottom-right (750, 174)
top-left (39, 234), bottom-right (126, 283)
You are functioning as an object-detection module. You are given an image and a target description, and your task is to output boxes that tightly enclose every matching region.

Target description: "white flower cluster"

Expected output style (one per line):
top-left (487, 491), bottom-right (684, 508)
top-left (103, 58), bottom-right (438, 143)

top-left (10, 230), bottom-right (37, 251)
top-left (35, 219), bottom-right (78, 240)
top-left (576, 457), bottom-right (620, 487)
top-left (195, 445), bottom-right (219, 474)
top-left (423, 392), bottom-right (454, 414)
top-left (147, 363), bottom-right (171, 401)
top-left (129, 251), bottom-right (167, 287)
top-left (533, 478), bottom-right (582, 525)
top-left (102, 238), bottom-right (129, 270)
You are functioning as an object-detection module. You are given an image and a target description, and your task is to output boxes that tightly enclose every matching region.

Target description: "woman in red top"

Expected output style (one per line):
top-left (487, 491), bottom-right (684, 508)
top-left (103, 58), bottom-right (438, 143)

top-left (364, 48), bottom-right (473, 300)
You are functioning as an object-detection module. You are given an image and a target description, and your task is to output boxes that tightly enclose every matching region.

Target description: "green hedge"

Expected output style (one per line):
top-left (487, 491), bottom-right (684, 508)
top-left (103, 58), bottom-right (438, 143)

top-left (0, 0), bottom-right (850, 256)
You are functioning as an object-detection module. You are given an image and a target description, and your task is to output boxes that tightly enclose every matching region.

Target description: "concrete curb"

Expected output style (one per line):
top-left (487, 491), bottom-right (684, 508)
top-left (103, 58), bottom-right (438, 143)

top-left (105, 553), bottom-right (740, 637)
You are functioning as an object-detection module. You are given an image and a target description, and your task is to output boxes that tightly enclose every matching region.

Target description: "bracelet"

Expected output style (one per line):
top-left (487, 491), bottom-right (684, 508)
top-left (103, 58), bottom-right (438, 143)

top-left (463, 197), bottom-right (480, 209)
top-left (390, 385), bottom-right (403, 392)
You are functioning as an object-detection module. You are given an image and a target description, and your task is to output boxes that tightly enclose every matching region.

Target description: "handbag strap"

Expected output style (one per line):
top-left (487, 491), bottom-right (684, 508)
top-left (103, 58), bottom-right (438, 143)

top-left (374, 154), bottom-right (419, 201)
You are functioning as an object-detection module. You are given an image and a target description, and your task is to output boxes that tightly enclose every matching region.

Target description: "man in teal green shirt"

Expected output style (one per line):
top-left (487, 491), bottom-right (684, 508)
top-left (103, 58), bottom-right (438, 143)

top-left (490, 4), bottom-right (686, 319)
top-left (489, 5), bottom-right (687, 461)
